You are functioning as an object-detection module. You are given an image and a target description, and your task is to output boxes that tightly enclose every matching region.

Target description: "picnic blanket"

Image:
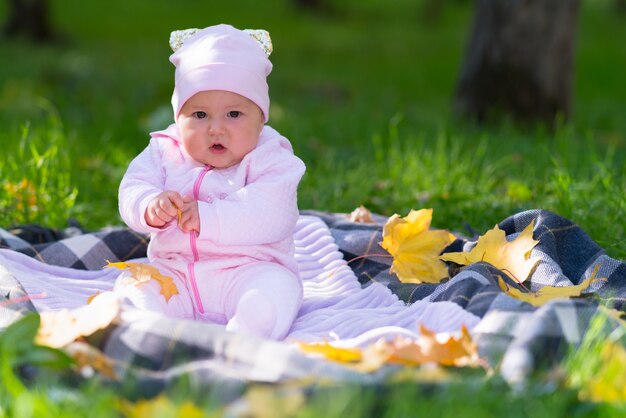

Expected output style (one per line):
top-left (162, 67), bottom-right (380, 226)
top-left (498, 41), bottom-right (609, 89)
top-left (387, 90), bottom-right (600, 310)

top-left (0, 209), bottom-right (624, 397)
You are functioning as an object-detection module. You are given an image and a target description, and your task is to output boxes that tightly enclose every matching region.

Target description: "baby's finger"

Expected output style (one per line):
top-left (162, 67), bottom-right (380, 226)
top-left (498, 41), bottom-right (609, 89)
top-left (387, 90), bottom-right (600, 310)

top-left (177, 212), bottom-right (189, 232)
top-left (157, 201), bottom-right (177, 219)
top-left (178, 215), bottom-right (199, 234)
top-left (157, 195), bottom-right (178, 218)
top-left (167, 191), bottom-right (184, 212)
top-left (146, 211), bottom-right (166, 228)
top-left (154, 205), bottom-right (174, 222)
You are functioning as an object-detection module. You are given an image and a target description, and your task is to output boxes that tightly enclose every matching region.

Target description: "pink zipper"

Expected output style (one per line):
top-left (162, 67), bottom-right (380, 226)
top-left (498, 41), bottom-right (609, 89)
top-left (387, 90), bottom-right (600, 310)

top-left (188, 165), bottom-right (211, 314)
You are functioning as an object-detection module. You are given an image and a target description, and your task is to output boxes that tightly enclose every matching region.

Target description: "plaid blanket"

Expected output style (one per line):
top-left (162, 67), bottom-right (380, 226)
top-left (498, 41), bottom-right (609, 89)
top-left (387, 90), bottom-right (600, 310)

top-left (0, 209), bottom-right (624, 396)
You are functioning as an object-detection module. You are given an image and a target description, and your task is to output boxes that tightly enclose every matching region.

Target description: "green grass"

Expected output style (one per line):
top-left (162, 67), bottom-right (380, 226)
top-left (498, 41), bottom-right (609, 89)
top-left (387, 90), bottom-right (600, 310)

top-left (0, 110), bottom-right (77, 227)
top-left (1, 0), bottom-right (625, 415)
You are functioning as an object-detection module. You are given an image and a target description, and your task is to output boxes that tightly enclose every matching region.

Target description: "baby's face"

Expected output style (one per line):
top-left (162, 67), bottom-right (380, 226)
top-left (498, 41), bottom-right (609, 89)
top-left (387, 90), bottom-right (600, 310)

top-left (177, 90), bottom-right (264, 168)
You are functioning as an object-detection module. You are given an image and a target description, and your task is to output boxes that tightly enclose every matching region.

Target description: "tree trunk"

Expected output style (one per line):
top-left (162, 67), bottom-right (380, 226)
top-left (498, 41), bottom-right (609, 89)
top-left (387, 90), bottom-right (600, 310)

top-left (454, 0), bottom-right (580, 126)
top-left (3, 0), bottom-right (55, 42)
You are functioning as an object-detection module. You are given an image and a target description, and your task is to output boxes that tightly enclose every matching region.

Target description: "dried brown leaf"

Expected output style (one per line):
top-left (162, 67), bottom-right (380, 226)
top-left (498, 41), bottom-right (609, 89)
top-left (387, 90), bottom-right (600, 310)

top-left (36, 291), bottom-right (119, 348)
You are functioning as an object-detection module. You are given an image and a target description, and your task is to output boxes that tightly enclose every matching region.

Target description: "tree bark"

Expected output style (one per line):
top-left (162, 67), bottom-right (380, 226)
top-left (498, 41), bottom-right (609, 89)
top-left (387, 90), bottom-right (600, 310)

top-left (455, 0), bottom-right (580, 126)
top-left (3, 0), bottom-right (55, 42)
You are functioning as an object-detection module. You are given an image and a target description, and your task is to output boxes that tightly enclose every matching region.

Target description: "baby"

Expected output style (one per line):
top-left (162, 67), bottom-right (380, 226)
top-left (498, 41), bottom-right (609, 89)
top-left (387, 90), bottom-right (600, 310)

top-left (117, 24), bottom-right (306, 340)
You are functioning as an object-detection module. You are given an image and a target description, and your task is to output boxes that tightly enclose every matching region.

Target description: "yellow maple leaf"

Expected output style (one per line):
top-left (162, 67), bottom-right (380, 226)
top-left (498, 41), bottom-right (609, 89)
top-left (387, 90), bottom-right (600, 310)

top-left (298, 325), bottom-right (483, 373)
top-left (358, 324), bottom-right (481, 372)
top-left (440, 220), bottom-right (540, 283)
top-left (87, 291), bottom-right (101, 304)
top-left (298, 341), bottom-right (363, 363)
top-left (380, 208), bottom-right (456, 283)
top-left (105, 260), bottom-right (179, 302)
top-left (121, 394), bottom-right (204, 418)
top-left (581, 341), bottom-right (626, 403)
top-left (36, 291), bottom-right (120, 348)
top-left (174, 205), bottom-right (182, 225)
top-left (412, 324), bottom-right (479, 367)
top-left (497, 264), bottom-right (606, 307)
top-left (65, 341), bottom-right (118, 380)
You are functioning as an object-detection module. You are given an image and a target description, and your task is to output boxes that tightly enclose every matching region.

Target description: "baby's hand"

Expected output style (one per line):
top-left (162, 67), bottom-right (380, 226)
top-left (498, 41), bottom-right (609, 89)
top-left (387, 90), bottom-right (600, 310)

top-left (178, 196), bottom-right (200, 233)
top-left (145, 191), bottom-right (184, 228)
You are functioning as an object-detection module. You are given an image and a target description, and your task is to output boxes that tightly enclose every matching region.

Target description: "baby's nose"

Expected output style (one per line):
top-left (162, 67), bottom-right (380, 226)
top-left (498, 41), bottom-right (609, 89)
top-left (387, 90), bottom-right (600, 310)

top-left (208, 120), bottom-right (224, 135)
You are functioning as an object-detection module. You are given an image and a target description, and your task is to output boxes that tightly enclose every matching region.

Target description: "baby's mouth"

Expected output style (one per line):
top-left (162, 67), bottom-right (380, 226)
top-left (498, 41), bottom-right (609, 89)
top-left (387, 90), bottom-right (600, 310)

top-left (210, 143), bottom-right (226, 151)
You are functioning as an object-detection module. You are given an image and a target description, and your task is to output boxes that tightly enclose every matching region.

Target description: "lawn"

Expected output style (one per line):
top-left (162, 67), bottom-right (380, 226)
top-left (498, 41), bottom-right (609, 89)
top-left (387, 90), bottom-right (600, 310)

top-left (0, 0), bottom-right (625, 416)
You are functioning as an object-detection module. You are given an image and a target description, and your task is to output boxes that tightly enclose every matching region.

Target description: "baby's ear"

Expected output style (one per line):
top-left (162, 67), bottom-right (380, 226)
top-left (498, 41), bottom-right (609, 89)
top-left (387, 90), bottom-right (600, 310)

top-left (169, 28), bottom-right (200, 52)
top-left (244, 29), bottom-right (273, 57)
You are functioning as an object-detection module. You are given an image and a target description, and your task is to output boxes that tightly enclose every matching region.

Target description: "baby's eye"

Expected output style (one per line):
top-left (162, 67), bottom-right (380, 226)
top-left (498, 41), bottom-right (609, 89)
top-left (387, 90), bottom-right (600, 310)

top-left (227, 111), bottom-right (241, 119)
top-left (193, 111), bottom-right (207, 119)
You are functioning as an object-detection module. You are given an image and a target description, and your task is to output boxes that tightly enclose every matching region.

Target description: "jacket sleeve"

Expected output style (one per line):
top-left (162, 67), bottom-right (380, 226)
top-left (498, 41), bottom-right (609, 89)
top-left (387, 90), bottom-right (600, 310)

top-left (197, 145), bottom-right (306, 246)
top-left (118, 140), bottom-right (169, 234)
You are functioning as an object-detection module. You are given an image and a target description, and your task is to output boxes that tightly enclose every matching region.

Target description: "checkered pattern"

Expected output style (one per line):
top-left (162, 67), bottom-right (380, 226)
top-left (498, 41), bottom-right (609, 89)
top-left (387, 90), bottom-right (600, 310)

top-left (0, 209), bottom-right (624, 390)
top-left (0, 228), bottom-right (32, 251)
top-left (3, 227), bottom-right (148, 270)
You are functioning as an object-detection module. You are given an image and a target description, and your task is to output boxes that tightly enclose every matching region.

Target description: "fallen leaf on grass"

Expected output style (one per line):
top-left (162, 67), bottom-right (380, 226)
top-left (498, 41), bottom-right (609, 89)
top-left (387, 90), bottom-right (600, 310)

top-left (298, 341), bottom-right (362, 363)
top-left (36, 291), bottom-right (119, 348)
top-left (298, 324), bottom-right (482, 372)
top-left (65, 341), bottom-right (118, 380)
top-left (357, 324), bottom-right (481, 372)
top-left (3, 178), bottom-right (37, 212)
top-left (581, 340), bottom-right (626, 402)
top-left (105, 260), bottom-right (179, 302)
top-left (496, 264), bottom-right (606, 306)
top-left (405, 324), bottom-right (479, 367)
top-left (441, 220), bottom-right (540, 283)
top-left (349, 205), bottom-right (374, 223)
top-left (380, 208), bottom-right (455, 283)
top-left (121, 394), bottom-right (204, 418)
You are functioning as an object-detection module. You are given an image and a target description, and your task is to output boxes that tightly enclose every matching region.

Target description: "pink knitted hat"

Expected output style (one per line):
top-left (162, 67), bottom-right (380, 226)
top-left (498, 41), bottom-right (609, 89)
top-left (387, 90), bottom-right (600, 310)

top-left (169, 24), bottom-right (273, 122)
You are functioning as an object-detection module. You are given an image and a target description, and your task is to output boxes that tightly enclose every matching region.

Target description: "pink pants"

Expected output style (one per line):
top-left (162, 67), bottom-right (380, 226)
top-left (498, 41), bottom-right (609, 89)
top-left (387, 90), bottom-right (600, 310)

top-left (114, 261), bottom-right (303, 340)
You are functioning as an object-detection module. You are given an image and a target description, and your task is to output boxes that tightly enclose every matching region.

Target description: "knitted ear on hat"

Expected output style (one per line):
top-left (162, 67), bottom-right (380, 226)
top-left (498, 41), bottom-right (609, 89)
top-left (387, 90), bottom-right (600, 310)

top-left (170, 28), bottom-right (273, 57)
top-left (168, 25), bottom-right (273, 122)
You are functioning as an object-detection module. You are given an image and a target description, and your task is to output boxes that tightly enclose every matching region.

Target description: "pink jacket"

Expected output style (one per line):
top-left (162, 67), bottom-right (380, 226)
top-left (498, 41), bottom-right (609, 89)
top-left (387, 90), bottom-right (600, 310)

top-left (118, 124), bottom-right (306, 275)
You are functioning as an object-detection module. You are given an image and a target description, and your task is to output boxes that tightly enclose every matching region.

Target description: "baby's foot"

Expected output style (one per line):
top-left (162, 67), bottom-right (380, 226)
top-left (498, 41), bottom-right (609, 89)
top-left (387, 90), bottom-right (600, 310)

top-left (226, 289), bottom-right (277, 338)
